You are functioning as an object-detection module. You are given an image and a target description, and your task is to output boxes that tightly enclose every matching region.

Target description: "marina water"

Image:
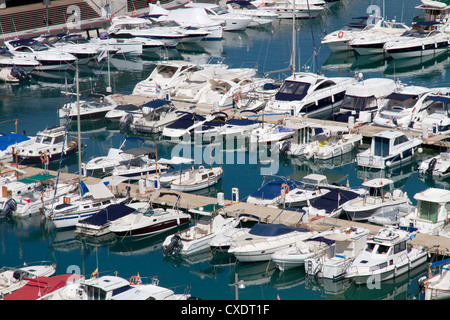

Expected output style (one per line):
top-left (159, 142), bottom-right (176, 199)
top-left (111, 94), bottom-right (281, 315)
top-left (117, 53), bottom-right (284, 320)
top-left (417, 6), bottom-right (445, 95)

top-left (0, 0), bottom-right (448, 300)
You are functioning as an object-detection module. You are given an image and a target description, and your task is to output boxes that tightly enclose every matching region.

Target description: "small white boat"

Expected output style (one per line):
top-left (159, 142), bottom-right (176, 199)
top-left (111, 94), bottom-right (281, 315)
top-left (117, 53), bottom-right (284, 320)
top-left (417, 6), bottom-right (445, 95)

top-left (0, 132), bottom-right (32, 163)
top-left (399, 187), bottom-right (450, 238)
top-left (321, 16), bottom-right (371, 52)
top-left (121, 99), bottom-right (187, 134)
top-left (45, 275), bottom-right (193, 300)
top-left (111, 146), bottom-right (169, 180)
top-left (246, 176), bottom-right (298, 207)
top-left (13, 126), bottom-right (79, 165)
top-left (331, 77), bottom-right (396, 124)
top-left (266, 72), bottom-right (353, 119)
top-left (250, 0), bottom-right (326, 19)
top-left (47, 181), bottom-right (128, 229)
top-left (225, 1), bottom-right (278, 27)
top-left (419, 258), bottom-right (450, 300)
top-left (410, 92), bottom-right (450, 135)
top-left (283, 173), bottom-right (332, 207)
top-left (170, 165), bottom-right (223, 192)
top-left (418, 149), bottom-right (450, 179)
top-left (228, 223), bottom-right (314, 262)
top-left (105, 103), bottom-right (141, 122)
top-left (250, 124), bottom-right (295, 145)
top-left (75, 201), bottom-right (149, 237)
top-left (345, 227), bottom-right (429, 284)
top-left (271, 231), bottom-right (336, 271)
top-left (161, 113), bottom-right (211, 140)
top-left (185, 2), bottom-right (253, 31)
top-left (58, 92), bottom-right (118, 125)
top-left (162, 213), bottom-right (241, 255)
top-left (304, 227), bottom-right (369, 280)
top-left (0, 262), bottom-right (56, 298)
top-left (356, 130), bottom-right (422, 170)
top-left (83, 137), bottom-right (146, 177)
top-left (342, 178), bottom-right (413, 222)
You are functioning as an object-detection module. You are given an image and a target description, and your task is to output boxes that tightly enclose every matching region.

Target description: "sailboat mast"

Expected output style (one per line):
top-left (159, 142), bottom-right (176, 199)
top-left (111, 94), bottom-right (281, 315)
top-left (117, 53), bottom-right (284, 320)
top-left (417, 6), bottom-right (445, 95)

top-left (76, 62), bottom-right (82, 183)
top-left (291, 0), bottom-right (296, 76)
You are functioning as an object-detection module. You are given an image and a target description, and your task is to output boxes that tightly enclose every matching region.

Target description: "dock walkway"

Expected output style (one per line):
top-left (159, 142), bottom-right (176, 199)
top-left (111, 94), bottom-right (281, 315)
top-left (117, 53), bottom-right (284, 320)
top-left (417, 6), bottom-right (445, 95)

top-left (5, 164), bottom-right (449, 257)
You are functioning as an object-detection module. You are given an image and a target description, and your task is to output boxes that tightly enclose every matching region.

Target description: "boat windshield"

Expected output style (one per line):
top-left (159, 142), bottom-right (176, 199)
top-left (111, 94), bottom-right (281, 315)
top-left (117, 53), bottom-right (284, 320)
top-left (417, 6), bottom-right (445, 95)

top-left (144, 208), bottom-right (168, 217)
top-left (341, 95), bottom-right (377, 111)
top-left (373, 136), bottom-right (390, 157)
top-left (365, 242), bottom-right (390, 254)
top-left (275, 80), bottom-right (310, 101)
top-left (36, 135), bottom-right (53, 144)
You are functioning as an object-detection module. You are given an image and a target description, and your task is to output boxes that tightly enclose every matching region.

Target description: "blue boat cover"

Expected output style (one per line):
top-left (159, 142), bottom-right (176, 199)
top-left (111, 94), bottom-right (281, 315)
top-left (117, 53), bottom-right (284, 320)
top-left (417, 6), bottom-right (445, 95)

top-left (226, 118), bottom-right (261, 126)
top-left (0, 132), bottom-right (30, 151)
top-left (248, 223), bottom-right (309, 237)
top-left (431, 258), bottom-right (450, 268)
top-left (79, 203), bottom-right (135, 226)
top-left (141, 99), bottom-right (171, 109)
top-left (165, 113), bottom-right (206, 129)
top-left (249, 180), bottom-right (298, 200)
top-left (306, 236), bottom-right (335, 246)
top-left (311, 189), bottom-right (360, 213)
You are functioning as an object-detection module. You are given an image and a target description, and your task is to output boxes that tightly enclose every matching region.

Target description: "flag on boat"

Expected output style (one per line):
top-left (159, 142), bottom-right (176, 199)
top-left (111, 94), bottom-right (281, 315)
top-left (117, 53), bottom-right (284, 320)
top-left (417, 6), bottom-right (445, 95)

top-left (91, 268), bottom-right (98, 279)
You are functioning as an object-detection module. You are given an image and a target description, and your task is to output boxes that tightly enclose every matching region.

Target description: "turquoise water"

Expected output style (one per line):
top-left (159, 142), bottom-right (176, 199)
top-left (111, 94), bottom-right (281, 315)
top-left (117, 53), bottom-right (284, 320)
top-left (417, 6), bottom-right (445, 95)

top-left (0, 0), bottom-right (449, 301)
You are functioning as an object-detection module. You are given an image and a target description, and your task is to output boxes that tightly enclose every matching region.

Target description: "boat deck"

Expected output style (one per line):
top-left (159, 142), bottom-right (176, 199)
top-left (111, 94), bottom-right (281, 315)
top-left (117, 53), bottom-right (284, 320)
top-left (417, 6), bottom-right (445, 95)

top-left (4, 164), bottom-right (449, 257)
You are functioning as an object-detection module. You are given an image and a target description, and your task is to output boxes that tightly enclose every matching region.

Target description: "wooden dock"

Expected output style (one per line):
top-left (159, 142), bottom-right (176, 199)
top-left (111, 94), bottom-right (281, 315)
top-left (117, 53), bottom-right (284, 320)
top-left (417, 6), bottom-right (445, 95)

top-left (4, 164), bottom-right (449, 258)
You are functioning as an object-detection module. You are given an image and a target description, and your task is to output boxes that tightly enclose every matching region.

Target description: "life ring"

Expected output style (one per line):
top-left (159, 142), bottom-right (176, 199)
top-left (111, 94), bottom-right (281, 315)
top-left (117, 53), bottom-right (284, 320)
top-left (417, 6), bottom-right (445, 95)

top-left (129, 275), bottom-right (140, 285)
top-left (338, 31), bottom-right (344, 38)
top-left (232, 92), bottom-right (241, 102)
top-left (281, 183), bottom-right (290, 194)
top-left (40, 152), bottom-right (49, 164)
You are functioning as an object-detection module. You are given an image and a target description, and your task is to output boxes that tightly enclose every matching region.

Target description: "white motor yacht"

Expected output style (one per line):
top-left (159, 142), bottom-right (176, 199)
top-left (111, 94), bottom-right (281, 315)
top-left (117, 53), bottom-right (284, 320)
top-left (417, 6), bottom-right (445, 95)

top-left (225, 0), bottom-right (279, 27)
top-left (250, 0), bottom-right (326, 19)
top-left (12, 126), bottom-right (78, 165)
top-left (345, 227), bottom-right (429, 284)
top-left (356, 130), bottom-right (422, 170)
top-left (330, 77), bottom-right (396, 124)
top-left (342, 178), bottom-right (413, 222)
top-left (321, 16), bottom-right (371, 52)
top-left (108, 16), bottom-right (188, 48)
top-left (349, 20), bottom-right (411, 55)
top-left (185, 2), bottom-right (253, 31)
top-left (228, 223), bottom-right (314, 262)
top-left (46, 275), bottom-right (193, 300)
top-left (372, 84), bottom-right (432, 129)
top-left (304, 227), bottom-right (369, 280)
top-left (271, 231), bottom-right (336, 271)
top-left (161, 113), bottom-right (211, 140)
top-left (4, 38), bottom-right (77, 71)
top-left (266, 72), bottom-right (353, 119)
top-left (170, 165), bottom-right (223, 192)
top-left (384, 28), bottom-right (450, 59)
top-left (399, 187), bottom-right (450, 238)
top-left (410, 91), bottom-right (450, 135)
top-left (108, 191), bottom-right (190, 237)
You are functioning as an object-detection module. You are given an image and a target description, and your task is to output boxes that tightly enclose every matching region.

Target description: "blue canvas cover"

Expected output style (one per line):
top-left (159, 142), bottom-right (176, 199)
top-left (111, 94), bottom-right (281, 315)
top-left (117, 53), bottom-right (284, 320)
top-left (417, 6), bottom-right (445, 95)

top-left (248, 223), bottom-right (310, 237)
top-left (79, 203), bottom-right (135, 226)
top-left (0, 132), bottom-right (30, 151)
top-left (165, 113), bottom-right (206, 130)
top-left (249, 180), bottom-right (298, 200)
top-left (311, 189), bottom-right (360, 213)
top-left (141, 99), bottom-right (171, 109)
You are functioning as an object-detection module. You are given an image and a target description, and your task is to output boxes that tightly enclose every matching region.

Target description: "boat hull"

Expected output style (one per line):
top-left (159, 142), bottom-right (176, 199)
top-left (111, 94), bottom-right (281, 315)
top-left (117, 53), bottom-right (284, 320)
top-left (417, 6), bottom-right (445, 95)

top-left (110, 217), bottom-right (190, 237)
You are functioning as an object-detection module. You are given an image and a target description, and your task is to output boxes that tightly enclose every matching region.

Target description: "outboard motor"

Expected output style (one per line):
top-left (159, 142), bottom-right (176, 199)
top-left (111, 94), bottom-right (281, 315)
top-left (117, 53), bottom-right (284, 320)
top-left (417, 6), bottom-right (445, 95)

top-left (279, 140), bottom-right (291, 155)
top-left (119, 113), bottom-right (133, 130)
top-left (163, 235), bottom-right (183, 255)
top-left (426, 157), bottom-right (437, 175)
top-left (1, 198), bottom-right (17, 218)
top-left (10, 66), bottom-right (30, 81)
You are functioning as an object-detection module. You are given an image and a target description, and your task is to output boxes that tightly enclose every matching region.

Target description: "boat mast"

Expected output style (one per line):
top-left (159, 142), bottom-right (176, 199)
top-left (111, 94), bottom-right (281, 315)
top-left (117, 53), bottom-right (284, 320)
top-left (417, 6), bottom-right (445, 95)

top-left (291, 0), bottom-right (296, 77)
top-left (76, 61), bottom-right (82, 187)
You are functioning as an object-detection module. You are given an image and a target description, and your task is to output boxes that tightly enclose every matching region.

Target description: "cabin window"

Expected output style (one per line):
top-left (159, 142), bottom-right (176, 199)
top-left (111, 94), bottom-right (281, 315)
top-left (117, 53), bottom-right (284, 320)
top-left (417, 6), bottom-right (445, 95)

top-left (393, 135), bottom-right (408, 146)
top-left (275, 81), bottom-right (310, 101)
top-left (373, 136), bottom-right (390, 157)
top-left (315, 80), bottom-right (335, 91)
top-left (365, 243), bottom-right (376, 252)
top-left (394, 241), bottom-right (406, 254)
top-left (341, 95), bottom-right (367, 111)
top-left (201, 174), bottom-right (208, 180)
top-left (54, 136), bottom-right (65, 144)
top-left (376, 245), bottom-right (390, 254)
top-left (112, 285), bottom-right (132, 297)
top-left (86, 286), bottom-right (107, 300)
top-left (419, 200), bottom-right (439, 223)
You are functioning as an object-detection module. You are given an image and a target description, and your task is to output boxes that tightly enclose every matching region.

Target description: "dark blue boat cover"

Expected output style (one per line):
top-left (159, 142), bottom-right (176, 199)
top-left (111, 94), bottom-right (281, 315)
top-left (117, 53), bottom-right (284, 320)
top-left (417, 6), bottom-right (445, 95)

top-left (165, 113), bottom-right (206, 129)
top-left (306, 236), bottom-right (335, 246)
top-left (249, 180), bottom-right (298, 200)
top-left (311, 189), bottom-right (360, 213)
top-left (141, 99), bottom-right (171, 109)
top-left (79, 203), bottom-right (135, 226)
top-left (248, 223), bottom-right (309, 237)
top-left (0, 132), bottom-right (30, 151)
top-left (226, 118), bottom-right (261, 126)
